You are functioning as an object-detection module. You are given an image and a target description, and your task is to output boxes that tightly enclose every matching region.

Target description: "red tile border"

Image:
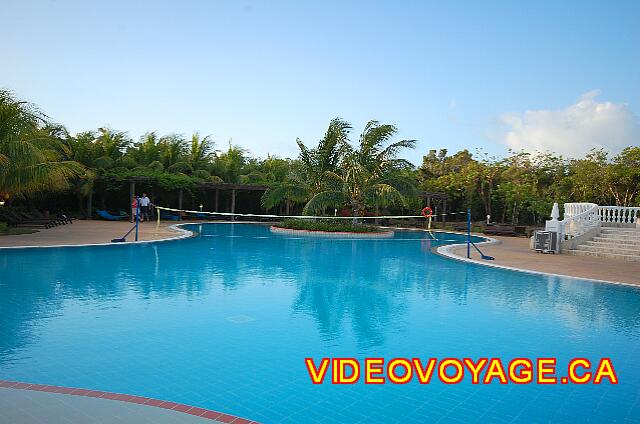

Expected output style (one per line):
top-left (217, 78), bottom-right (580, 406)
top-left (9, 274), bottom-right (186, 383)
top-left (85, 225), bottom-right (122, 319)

top-left (143, 398), bottom-right (166, 407)
top-left (187, 407), bottom-right (210, 417)
top-left (0, 379), bottom-right (258, 423)
top-left (215, 413), bottom-right (239, 423)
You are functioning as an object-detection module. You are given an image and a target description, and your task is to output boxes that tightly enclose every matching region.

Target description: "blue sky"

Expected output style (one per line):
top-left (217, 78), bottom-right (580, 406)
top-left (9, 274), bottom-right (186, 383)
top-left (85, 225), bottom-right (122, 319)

top-left (3, 0), bottom-right (639, 162)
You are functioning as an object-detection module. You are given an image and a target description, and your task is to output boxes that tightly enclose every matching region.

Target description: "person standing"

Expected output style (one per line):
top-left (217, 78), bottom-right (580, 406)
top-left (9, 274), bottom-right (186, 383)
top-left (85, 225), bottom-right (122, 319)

top-left (130, 196), bottom-right (138, 223)
top-left (139, 193), bottom-right (152, 222)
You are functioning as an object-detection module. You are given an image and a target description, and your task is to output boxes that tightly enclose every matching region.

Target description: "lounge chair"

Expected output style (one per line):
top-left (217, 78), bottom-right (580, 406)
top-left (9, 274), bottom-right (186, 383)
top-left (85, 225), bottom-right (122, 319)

top-left (0, 210), bottom-right (56, 228)
top-left (96, 210), bottom-right (127, 221)
top-left (484, 224), bottom-right (517, 236)
top-left (20, 211), bottom-right (72, 226)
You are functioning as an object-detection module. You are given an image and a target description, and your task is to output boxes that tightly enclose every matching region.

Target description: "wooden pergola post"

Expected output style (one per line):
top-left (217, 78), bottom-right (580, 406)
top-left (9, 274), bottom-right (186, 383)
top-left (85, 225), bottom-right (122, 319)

top-left (230, 189), bottom-right (236, 221)
top-left (129, 180), bottom-right (136, 204)
top-left (178, 188), bottom-right (183, 220)
top-left (195, 182), bottom-right (268, 221)
top-left (86, 190), bottom-right (93, 219)
top-left (442, 198), bottom-right (447, 228)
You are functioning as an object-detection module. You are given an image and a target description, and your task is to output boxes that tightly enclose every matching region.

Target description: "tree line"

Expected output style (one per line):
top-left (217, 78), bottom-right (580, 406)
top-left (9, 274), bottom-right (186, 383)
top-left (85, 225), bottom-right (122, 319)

top-left (1, 89), bottom-right (638, 225)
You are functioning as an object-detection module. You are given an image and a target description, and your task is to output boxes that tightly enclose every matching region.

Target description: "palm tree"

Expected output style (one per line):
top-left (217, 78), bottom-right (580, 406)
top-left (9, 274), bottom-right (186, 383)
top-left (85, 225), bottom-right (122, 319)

top-left (213, 141), bottom-right (248, 182)
top-left (261, 117), bottom-right (351, 212)
top-left (158, 134), bottom-right (186, 169)
top-left (303, 120), bottom-right (416, 220)
top-left (187, 132), bottom-right (214, 170)
top-left (130, 132), bottom-right (161, 165)
top-left (94, 127), bottom-right (131, 167)
top-left (53, 127), bottom-right (97, 215)
top-left (0, 90), bottom-right (83, 199)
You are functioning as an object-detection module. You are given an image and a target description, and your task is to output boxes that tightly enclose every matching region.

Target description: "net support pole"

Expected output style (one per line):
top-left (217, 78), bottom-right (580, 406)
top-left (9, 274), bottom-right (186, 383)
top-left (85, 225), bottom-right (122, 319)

top-left (156, 206), bottom-right (161, 230)
top-left (467, 208), bottom-right (471, 259)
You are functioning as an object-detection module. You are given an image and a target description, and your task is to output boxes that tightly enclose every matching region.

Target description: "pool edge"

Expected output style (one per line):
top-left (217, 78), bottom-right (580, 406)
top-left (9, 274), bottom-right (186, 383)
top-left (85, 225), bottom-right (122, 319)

top-left (0, 379), bottom-right (260, 424)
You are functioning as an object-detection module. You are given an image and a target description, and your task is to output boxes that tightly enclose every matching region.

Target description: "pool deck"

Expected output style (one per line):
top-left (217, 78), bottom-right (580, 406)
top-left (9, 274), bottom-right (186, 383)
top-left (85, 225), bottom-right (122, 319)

top-left (444, 234), bottom-right (640, 286)
top-left (0, 219), bottom-right (193, 247)
top-left (0, 381), bottom-right (256, 424)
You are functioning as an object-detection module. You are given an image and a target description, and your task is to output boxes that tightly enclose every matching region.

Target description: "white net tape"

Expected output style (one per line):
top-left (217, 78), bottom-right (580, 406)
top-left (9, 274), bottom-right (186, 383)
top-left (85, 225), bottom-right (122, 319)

top-left (155, 206), bottom-right (466, 220)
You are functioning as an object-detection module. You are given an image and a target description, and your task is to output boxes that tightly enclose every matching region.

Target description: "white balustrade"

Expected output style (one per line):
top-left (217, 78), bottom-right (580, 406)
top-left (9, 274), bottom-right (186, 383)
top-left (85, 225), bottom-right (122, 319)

top-left (598, 206), bottom-right (640, 226)
top-left (545, 203), bottom-right (640, 250)
top-left (559, 203), bottom-right (600, 240)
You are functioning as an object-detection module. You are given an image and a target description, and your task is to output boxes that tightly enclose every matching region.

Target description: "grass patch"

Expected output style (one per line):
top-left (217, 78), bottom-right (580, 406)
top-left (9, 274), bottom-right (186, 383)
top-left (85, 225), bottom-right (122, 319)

top-left (277, 219), bottom-right (383, 233)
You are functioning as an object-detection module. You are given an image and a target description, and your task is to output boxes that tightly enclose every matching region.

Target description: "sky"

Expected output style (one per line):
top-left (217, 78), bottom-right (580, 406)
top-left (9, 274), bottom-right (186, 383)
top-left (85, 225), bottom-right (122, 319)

top-left (2, 0), bottom-right (639, 163)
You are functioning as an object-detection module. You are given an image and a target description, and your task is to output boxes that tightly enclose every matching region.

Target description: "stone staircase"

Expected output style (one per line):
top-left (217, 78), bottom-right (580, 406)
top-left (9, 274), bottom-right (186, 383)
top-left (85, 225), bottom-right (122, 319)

top-left (568, 227), bottom-right (640, 262)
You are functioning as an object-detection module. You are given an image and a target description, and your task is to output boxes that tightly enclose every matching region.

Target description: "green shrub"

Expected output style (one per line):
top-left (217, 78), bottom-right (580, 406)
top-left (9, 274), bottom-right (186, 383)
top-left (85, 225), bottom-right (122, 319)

top-left (148, 161), bottom-right (164, 172)
top-left (116, 156), bottom-right (137, 169)
top-left (168, 161), bottom-right (193, 174)
top-left (193, 169), bottom-right (210, 180)
top-left (93, 156), bottom-right (114, 169)
top-left (277, 218), bottom-right (381, 233)
top-left (0, 222), bottom-right (7, 232)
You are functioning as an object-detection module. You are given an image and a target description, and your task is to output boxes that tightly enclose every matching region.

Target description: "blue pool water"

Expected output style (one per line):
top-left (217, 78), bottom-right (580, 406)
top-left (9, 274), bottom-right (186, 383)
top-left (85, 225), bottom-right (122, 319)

top-left (0, 223), bottom-right (639, 423)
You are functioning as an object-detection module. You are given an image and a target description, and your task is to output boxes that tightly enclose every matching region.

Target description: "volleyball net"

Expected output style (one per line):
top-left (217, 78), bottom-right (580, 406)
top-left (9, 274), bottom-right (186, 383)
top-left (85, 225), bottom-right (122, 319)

top-left (154, 205), bottom-right (468, 229)
top-left (152, 205), bottom-right (493, 260)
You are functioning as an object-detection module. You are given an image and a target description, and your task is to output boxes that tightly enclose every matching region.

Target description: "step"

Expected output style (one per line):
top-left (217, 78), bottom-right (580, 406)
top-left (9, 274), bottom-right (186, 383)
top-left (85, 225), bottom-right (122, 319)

top-left (585, 240), bottom-right (640, 249)
top-left (600, 228), bottom-right (640, 236)
top-left (595, 233), bottom-right (640, 242)
top-left (567, 249), bottom-right (640, 263)
top-left (575, 244), bottom-right (640, 256)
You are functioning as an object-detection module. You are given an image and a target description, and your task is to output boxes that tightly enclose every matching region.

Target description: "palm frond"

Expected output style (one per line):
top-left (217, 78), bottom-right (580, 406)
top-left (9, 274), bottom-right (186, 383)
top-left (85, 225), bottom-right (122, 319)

top-left (364, 183), bottom-right (406, 208)
top-left (302, 190), bottom-right (346, 215)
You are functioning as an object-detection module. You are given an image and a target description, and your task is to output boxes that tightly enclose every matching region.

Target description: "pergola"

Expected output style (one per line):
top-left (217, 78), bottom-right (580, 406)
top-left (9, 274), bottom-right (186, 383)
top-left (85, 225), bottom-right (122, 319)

top-left (196, 182), bottom-right (268, 220)
top-left (127, 177), bottom-right (267, 220)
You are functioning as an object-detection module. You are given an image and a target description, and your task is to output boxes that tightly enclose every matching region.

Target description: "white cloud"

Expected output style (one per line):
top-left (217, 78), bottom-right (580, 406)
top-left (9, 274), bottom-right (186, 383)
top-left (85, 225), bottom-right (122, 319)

top-left (500, 91), bottom-right (640, 157)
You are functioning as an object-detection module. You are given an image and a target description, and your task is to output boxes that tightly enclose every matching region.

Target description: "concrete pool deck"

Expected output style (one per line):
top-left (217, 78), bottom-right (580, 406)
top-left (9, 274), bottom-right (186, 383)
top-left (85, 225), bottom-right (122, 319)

top-left (0, 219), bottom-right (195, 247)
top-left (0, 381), bottom-right (257, 424)
top-left (443, 234), bottom-right (640, 286)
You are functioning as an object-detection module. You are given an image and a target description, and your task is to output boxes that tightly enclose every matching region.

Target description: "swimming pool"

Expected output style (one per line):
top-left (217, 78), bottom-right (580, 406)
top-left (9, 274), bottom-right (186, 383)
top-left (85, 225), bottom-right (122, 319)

top-left (1, 223), bottom-right (638, 422)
